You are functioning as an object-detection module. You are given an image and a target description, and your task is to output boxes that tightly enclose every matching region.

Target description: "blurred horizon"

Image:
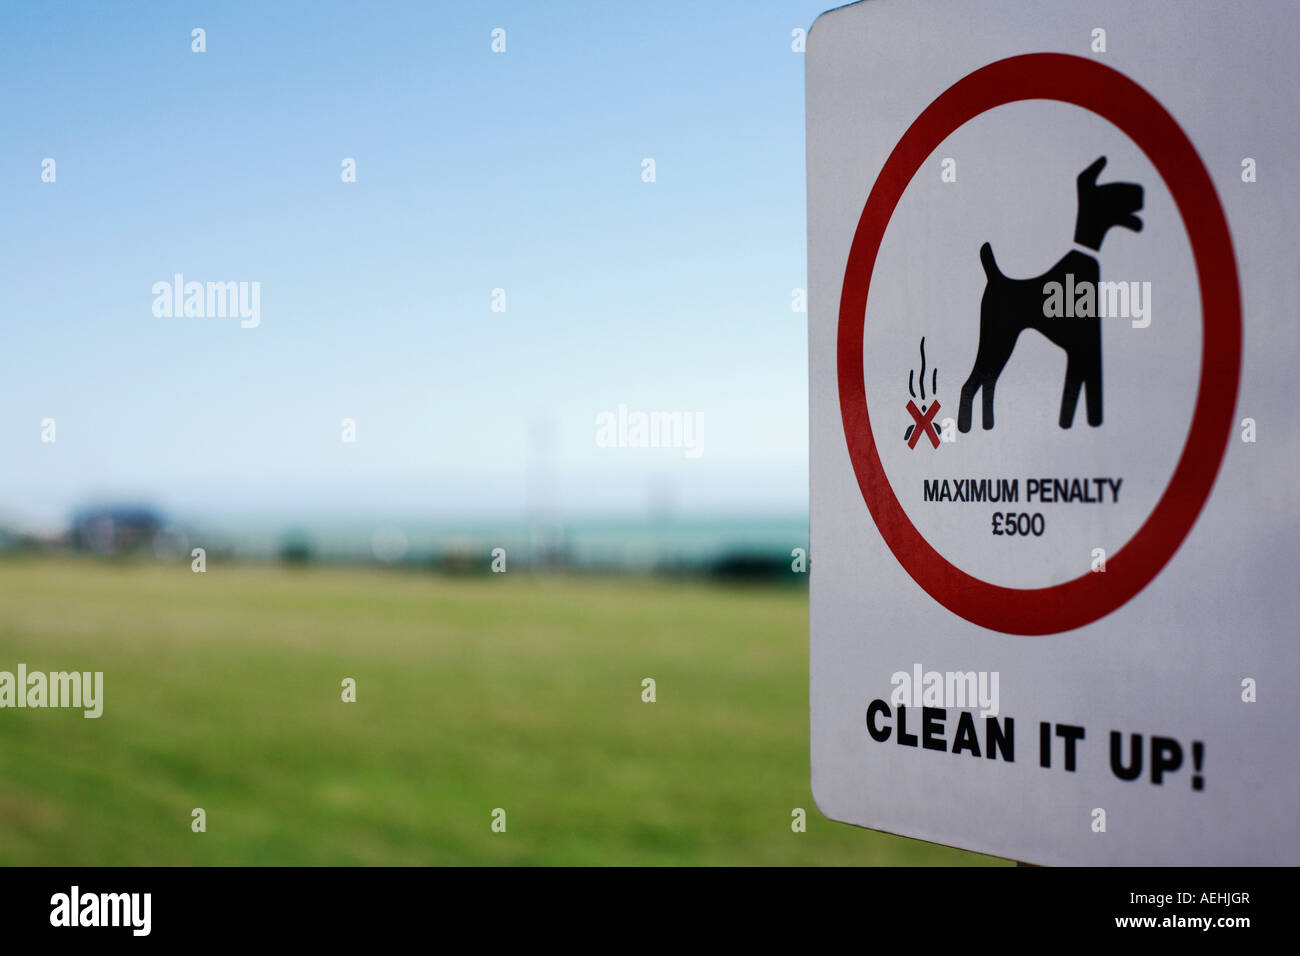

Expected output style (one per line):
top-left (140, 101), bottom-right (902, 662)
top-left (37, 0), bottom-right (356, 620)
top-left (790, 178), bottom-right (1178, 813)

top-left (1, 499), bottom-right (808, 573)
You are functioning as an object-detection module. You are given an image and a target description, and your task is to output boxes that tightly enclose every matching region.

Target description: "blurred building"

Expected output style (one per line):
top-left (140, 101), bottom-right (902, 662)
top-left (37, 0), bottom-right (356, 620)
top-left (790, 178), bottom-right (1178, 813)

top-left (71, 506), bottom-right (164, 556)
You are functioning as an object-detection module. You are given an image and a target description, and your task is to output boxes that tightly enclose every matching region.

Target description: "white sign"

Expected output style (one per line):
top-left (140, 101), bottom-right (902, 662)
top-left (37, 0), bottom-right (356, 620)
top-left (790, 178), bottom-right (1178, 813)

top-left (808, 0), bottom-right (1298, 864)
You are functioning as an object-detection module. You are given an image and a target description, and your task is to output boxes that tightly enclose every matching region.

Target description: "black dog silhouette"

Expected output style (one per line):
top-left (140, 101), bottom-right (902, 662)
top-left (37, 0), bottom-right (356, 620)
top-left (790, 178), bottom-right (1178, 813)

top-left (956, 157), bottom-right (1143, 432)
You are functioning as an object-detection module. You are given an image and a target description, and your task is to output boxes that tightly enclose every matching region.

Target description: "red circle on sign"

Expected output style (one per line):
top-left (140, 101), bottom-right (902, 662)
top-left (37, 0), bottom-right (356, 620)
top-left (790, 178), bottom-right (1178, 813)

top-left (837, 53), bottom-right (1241, 635)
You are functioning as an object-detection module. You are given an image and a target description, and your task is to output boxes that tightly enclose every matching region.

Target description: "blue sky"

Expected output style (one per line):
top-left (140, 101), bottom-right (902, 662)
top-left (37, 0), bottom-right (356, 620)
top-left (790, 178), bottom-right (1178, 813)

top-left (0, 0), bottom-right (830, 529)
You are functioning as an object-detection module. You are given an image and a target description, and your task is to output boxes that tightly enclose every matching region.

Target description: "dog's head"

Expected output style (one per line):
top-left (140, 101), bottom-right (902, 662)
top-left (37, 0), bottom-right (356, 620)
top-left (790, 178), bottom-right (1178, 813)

top-left (1074, 156), bottom-right (1144, 250)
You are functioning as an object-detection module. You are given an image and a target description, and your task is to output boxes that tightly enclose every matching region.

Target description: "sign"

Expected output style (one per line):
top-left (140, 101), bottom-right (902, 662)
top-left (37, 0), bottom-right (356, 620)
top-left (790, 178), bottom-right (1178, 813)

top-left (808, 0), bottom-right (1298, 864)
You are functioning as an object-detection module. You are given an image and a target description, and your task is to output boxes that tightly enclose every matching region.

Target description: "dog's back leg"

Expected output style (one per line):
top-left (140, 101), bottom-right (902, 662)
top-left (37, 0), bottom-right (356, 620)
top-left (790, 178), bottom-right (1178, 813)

top-left (977, 340), bottom-right (1015, 431)
top-left (1082, 348), bottom-right (1103, 426)
top-left (959, 247), bottom-right (1019, 432)
top-left (1059, 355), bottom-right (1085, 428)
top-left (959, 336), bottom-right (1015, 432)
top-left (957, 372), bottom-right (979, 432)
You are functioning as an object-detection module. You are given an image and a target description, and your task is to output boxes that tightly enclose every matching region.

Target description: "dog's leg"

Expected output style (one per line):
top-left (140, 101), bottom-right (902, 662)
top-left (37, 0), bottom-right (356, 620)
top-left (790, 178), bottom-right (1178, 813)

top-left (959, 290), bottom-right (1003, 433)
top-left (958, 373), bottom-right (980, 433)
top-left (975, 336), bottom-right (1016, 431)
top-left (1059, 354), bottom-right (1084, 428)
top-left (980, 368), bottom-right (999, 430)
top-left (1083, 347), bottom-right (1103, 426)
top-left (959, 337), bottom-right (1014, 432)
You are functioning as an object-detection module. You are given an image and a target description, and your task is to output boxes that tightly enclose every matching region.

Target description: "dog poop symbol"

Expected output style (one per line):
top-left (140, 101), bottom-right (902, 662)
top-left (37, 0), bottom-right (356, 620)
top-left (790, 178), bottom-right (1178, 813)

top-left (905, 336), bottom-right (941, 449)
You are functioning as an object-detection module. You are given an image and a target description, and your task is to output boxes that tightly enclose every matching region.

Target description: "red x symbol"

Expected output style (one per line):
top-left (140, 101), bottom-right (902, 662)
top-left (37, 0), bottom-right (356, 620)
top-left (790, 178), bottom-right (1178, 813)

top-left (906, 399), bottom-right (941, 449)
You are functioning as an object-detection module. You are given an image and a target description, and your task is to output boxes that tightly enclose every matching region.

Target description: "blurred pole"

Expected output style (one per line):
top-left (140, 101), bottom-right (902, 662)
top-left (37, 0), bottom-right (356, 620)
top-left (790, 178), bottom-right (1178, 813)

top-left (526, 415), bottom-right (563, 567)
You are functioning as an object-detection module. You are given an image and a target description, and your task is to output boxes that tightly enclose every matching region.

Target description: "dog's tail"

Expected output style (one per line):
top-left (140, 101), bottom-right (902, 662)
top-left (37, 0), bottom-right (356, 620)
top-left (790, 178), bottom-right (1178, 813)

top-left (979, 242), bottom-right (1002, 280)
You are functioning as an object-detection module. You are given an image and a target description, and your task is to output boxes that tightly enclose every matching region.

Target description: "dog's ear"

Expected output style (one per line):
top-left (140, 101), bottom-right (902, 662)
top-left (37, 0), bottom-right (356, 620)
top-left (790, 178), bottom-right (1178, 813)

top-left (1078, 156), bottom-right (1107, 187)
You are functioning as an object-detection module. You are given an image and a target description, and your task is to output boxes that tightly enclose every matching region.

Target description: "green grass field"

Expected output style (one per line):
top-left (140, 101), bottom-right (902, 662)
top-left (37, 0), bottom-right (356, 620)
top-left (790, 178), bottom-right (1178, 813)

top-left (0, 557), bottom-right (1005, 865)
